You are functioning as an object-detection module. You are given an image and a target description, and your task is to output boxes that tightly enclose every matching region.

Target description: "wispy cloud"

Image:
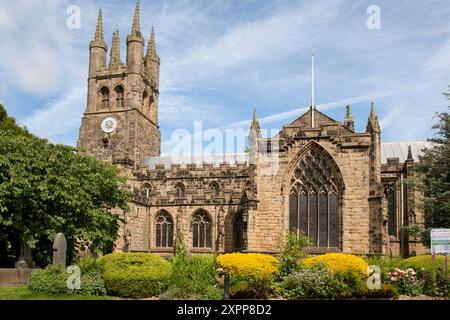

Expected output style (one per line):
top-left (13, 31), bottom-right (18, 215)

top-left (21, 86), bottom-right (86, 146)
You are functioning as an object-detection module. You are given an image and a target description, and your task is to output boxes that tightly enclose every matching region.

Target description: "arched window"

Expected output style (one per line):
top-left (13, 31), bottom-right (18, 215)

top-left (100, 86), bottom-right (110, 109)
top-left (155, 211), bottom-right (174, 248)
top-left (385, 184), bottom-right (397, 237)
top-left (289, 149), bottom-right (341, 249)
top-left (141, 183), bottom-right (152, 198)
top-left (210, 181), bottom-right (221, 196)
top-left (192, 210), bottom-right (212, 248)
top-left (115, 85), bottom-right (124, 108)
top-left (175, 182), bottom-right (186, 198)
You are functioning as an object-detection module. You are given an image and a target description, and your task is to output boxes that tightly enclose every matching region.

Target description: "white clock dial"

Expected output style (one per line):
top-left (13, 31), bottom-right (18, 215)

top-left (101, 117), bottom-right (118, 133)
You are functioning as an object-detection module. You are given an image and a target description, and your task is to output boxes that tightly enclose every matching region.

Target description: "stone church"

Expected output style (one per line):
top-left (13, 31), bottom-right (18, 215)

top-left (78, 3), bottom-right (428, 258)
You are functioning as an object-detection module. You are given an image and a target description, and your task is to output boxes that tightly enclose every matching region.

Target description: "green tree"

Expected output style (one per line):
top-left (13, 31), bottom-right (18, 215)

top-left (0, 105), bottom-right (130, 266)
top-left (417, 90), bottom-right (450, 243)
top-left (0, 104), bottom-right (31, 137)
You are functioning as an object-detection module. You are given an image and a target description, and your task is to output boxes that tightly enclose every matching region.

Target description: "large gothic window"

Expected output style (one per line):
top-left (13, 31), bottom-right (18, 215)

top-left (192, 210), bottom-right (212, 248)
top-left (155, 211), bottom-right (174, 248)
top-left (385, 184), bottom-right (397, 237)
top-left (289, 149), bottom-right (340, 249)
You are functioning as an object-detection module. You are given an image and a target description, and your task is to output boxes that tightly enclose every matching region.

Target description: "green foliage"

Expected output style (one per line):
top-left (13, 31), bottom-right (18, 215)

top-left (0, 107), bottom-right (130, 264)
top-left (400, 255), bottom-right (446, 272)
top-left (164, 254), bottom-right (222, 300)
top-left (0, 104), bottom-right (31, 137)
top-left (27, 265), bottom-right (71, 295)
top-left (366, 256), bottom-right (404, 283)
top-left (400, 255), bottom-right (449, 297)
top-left (229, 275), bottom-right (274, 299)
top-left (78, 256), bottom-right (103, 275)
top-left (26, 264), bottom-right (106, 296)
top-left (416, 98), bottom-right (450, 239)
top-left (386, 267), bottom-right (424, 296)
top-left (277, 231), bottom-right (311, 277)
top-left (100, 253), bottom-right (172, 298)
top-left (173, 232), bottom-right (187, 263)
top-left (276, 264), bottom-right (347, 299)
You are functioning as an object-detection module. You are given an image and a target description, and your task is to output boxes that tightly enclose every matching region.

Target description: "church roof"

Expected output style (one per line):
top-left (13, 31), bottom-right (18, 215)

top-left (381, 141), bottom-right (432, 164)
top-left (141, 153), bottom-right (249, 169)
top-left (141, 141), bottom-right (431, 168)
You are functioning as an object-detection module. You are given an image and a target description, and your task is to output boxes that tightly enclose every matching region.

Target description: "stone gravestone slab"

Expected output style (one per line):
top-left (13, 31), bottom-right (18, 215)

top-left (53, 233), bottom-right (67, 268)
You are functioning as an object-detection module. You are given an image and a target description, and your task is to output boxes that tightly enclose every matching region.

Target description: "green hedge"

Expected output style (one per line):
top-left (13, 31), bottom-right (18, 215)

top-left (26, 264), bottom-right (106, 296)
top-left (99, 253), bottom-right (172, 298)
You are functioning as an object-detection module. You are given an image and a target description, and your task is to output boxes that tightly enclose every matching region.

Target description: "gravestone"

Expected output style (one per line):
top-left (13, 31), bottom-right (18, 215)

top-left (53, 233), bottom-right (67, 267)
top-left (15, 239), bottom-right (35, 269)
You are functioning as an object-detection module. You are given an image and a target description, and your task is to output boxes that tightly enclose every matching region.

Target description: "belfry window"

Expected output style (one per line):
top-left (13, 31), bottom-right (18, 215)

top-left (115, 85), bottom-right (124, 108)
top-left (385, 184), bottom-right (397, 237)
top-left (192, 210), bottom-right (212, 248)
top-left (210, 181), bottom-right (221, 196)
top-left (289, 149), bottom-right (340, 249)
top-left (155, 211), bottom-right (174, 248)
top-left (141, 183), bottom-right (152, 198)
top-left (100, 86), bottom-right (110, 109)
top-left (175, 182), bottom-right (186, 198)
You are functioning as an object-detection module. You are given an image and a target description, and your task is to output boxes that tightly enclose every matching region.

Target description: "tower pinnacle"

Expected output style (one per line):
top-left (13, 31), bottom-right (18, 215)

top-left (146, 26), bottom-right (158, 58)
top-left (131, 0), bottom-right (141, 37)
top-left (109, 31), bottom-right (122, 68)
top-left (94, 9), bottom-right (104, 42)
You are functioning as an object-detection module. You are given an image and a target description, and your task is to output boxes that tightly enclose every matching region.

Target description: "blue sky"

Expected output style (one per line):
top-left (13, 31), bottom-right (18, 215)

top-left (0, 0), bottom-right (449, 154)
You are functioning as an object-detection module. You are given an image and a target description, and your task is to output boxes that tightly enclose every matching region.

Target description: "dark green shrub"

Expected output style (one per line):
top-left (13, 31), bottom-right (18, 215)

top-left (27, 265), bottom-right (106, 296)
top-left (27, 265), bottom-right (70, 295)
top-left (27, 263), bottom-right (107, 296)
top-left (100, 252), bottom-right (172, 298)
top-left (78, 271), bottom-right (107, 296)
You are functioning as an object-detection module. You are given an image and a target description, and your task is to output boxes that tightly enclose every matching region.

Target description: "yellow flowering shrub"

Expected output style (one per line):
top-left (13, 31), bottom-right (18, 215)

top-left (217, 253), bottom-right (280, 298)
top-left (217, 253), bottom-right (279, 278)
top-left (301, 253), bottom-right (369, 278)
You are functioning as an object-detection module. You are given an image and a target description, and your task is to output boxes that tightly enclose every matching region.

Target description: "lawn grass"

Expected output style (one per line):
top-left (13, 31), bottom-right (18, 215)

top-left (0, 285), bottom-right (113, 300)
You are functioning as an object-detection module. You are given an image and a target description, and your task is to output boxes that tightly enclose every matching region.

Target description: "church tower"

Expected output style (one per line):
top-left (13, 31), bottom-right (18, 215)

top-left (77, 1), bottom-right (161, 168)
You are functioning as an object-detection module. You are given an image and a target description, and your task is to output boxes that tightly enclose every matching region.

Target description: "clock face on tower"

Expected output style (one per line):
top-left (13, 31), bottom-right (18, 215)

top-left (101, 117), bottom-right (118, 133)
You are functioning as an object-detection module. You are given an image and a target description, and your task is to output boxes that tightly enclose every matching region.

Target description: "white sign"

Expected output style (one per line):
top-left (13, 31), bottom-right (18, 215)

top-left (431, 229), bottom-right (450, 254)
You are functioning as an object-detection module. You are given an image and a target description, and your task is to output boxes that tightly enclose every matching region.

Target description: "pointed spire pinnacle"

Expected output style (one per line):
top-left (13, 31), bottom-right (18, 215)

top-left (109, 31), bottom-right (122, 68)
top-left (251, 108), bottom-right (261, 132)
top-left (346, 105), bottom-right (351, 118)
top-left (344, 105), bottom-right (355, 131)
top-left (147, 26), bottom-right (157, 57)
top-left (366, 102), bottom-right (380, 133)
top-left (94, 9), bottom-right (104, 42)
top-left (370, 102), bottom-right (376, 119)
top-left (407, 145), bottom-right (413, 161)
top-left (131, 0), bottom-right (141, 37)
